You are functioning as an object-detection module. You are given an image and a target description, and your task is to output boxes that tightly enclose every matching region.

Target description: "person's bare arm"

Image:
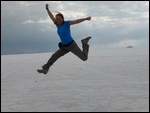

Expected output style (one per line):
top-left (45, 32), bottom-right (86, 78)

top-left (46, 4), bottom-right (56, 24)
top-left (70, 16), bottom-right (91, 25)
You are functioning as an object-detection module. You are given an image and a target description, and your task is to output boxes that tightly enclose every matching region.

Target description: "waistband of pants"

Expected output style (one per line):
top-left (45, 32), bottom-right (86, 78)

top-left (62, 40), bottom-right (74, 47)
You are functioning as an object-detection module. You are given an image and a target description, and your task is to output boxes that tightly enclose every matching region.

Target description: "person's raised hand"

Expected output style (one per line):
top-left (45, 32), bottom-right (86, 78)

top-left (46, 4), bottom-right (49, 10)
top-left (86, 16), bottom-right (91, 21)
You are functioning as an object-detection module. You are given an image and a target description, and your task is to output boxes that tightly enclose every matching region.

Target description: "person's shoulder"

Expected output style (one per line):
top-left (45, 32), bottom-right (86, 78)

top-left (63, 20), bottom-right (69, 23)
top-left (65, 20), bottom-right (70, 22)
top-left (65, 20), bottom-right (70, 26)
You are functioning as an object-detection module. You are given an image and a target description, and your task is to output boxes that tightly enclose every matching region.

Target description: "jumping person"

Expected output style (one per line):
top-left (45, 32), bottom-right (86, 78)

top-left (37, 4), bottom-right (92, 74)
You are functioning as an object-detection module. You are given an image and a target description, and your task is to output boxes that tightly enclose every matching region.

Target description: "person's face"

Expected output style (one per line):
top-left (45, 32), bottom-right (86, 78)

top-left (56, 15), bottom-right (63, 25)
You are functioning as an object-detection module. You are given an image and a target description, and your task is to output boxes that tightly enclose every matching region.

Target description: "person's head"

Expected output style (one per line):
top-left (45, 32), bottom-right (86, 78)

top-left (55, 13), bottom-right (64, 25)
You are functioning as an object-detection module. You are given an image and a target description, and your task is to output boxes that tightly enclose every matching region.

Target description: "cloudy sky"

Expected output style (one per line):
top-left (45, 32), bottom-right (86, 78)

top-left (1, 1), bottom-right (149, 54)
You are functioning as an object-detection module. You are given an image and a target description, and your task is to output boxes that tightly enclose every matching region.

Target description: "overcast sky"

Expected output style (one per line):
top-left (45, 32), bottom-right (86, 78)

top-left (1, 1), bottom-right (149, 54)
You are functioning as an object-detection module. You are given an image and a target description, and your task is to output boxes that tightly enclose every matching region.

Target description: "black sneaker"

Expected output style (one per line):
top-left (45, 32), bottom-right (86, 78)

top-left (37, 69), bottom-right (48, 74)
top-left (81, 36), bottom-right (92, 44)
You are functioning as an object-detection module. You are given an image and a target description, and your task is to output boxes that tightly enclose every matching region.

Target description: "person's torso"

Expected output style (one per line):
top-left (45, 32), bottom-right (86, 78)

top-left (56, 21), bottom-right (73, 45)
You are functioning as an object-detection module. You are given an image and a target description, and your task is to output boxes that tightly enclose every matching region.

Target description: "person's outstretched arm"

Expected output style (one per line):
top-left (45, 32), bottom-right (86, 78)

top-left (70, 16), bottom-right (91, 25)
top-left (46, 4), bottom-right (56, 24)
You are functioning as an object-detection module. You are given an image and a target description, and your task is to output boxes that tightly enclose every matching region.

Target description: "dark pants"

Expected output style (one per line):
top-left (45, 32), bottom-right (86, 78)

top-left (42, 41), bottom-right (89, 70)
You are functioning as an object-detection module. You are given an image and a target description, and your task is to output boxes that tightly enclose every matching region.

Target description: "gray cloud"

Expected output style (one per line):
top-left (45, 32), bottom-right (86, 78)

top-left (1, 1), bottom-right (149, 54)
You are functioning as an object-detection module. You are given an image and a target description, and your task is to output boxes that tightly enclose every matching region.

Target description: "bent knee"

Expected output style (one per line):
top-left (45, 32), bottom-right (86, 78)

top-left (82, 57), bottom-right (88, 61)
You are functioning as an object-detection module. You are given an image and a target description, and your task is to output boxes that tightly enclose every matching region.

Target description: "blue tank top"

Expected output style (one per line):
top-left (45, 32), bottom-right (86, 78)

top-left (56, 21), bottom-right (73, 45)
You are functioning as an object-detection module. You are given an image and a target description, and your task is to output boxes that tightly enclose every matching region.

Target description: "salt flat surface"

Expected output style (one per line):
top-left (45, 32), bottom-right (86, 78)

top-left (1, 48), bottom-right (149, 112)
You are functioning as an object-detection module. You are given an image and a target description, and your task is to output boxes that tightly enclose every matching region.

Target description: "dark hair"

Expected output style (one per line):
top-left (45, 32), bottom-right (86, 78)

top-left (56, 13), bottom-right (64, 20)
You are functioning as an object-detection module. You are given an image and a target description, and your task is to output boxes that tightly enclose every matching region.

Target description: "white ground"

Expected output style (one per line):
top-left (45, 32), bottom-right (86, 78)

top-left (1, 48), bottom-right (149, 112)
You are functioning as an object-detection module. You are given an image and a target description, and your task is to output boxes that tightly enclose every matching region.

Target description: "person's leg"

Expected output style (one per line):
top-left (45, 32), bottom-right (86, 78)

top-left (82, 43), bottom-right (89, 60)
top-left (67, 41), bottom-right (89, 61)
top-left (69, 37), bottom-right (91, 61)
top-left (42, 48), bottom-right (69, 70)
